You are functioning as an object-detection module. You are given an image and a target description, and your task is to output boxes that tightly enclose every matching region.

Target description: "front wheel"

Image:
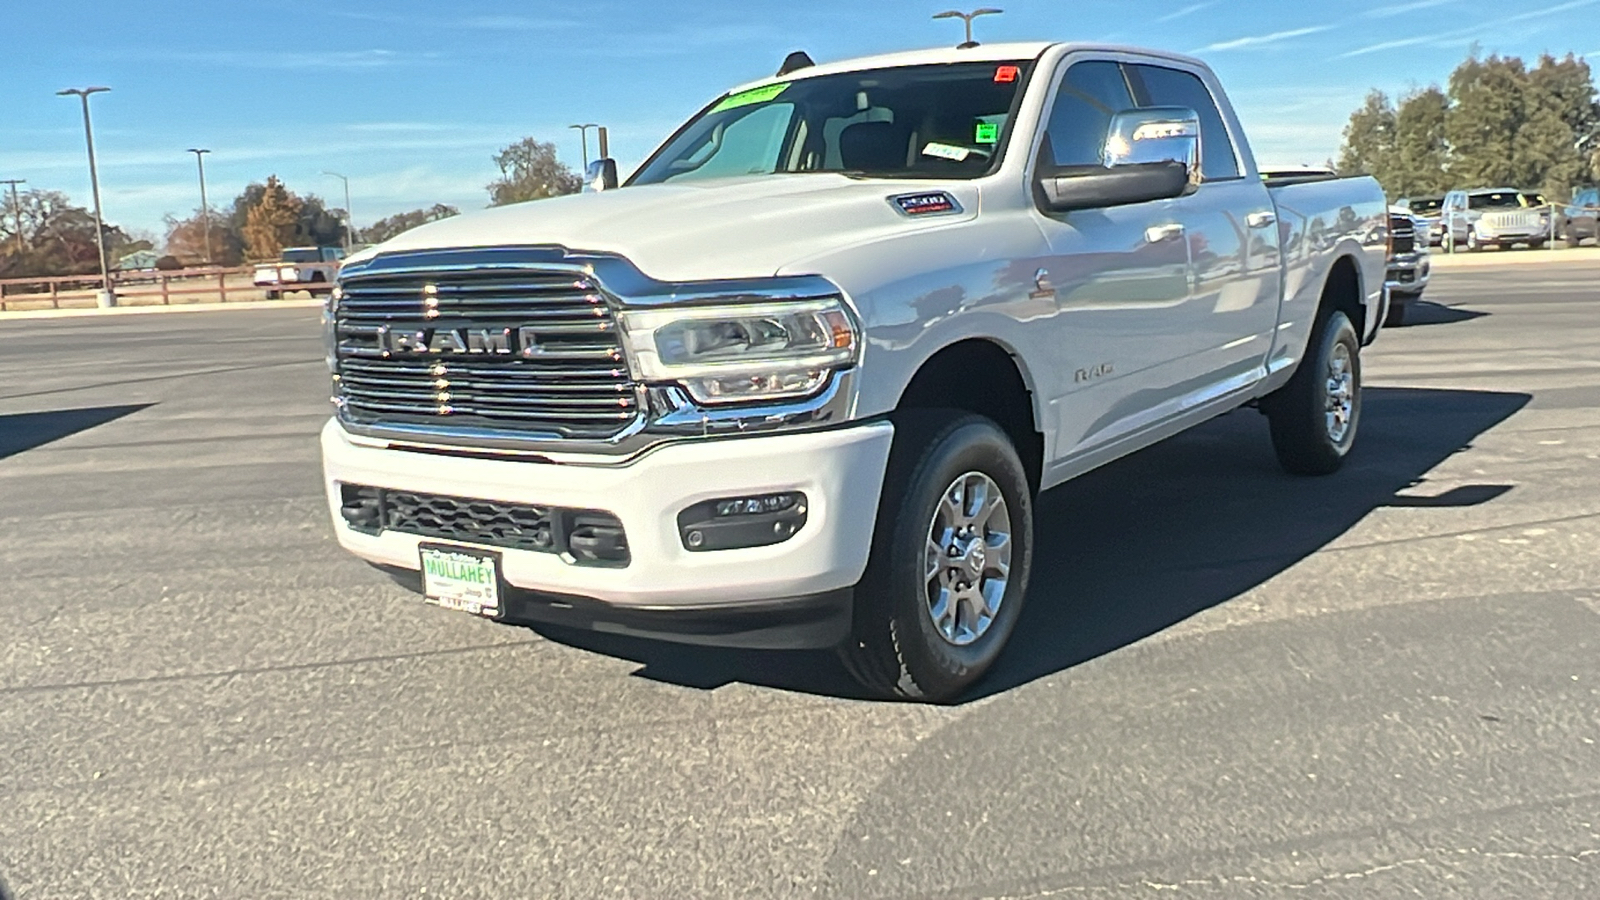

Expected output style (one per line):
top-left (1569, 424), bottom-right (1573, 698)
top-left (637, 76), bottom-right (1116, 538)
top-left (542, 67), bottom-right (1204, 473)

top-left (1465, 231), bottom-right (1481, 252)
top-left (1263, 310), bottom-right (1362, 476)
top-left (1528, 240), bottom-right (1546, 251)
top-left (840, 411), bottom-right (1033, 702)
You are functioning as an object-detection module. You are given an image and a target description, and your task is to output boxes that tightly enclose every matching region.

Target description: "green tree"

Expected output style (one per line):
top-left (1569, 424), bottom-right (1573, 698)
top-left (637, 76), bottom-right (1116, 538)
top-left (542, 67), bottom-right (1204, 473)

top-left (1522, 53), bottom-right (1599, 198)
top-left (1388, 87), bottom-right (1451, 197)
top-left (359, 204), bottom-right (460, 244)
top-left (1337, 90), bottom-right (1397, 186)
top-left (487, 138), bottom-right (580, 206)
top-left (1446, 53), bottom-right (1529, 187)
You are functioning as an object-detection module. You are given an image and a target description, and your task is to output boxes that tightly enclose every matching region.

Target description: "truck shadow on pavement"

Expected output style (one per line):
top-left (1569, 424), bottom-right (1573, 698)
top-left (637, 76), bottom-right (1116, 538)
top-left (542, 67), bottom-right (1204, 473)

top-left (529, 386), bottom-right (1529, 702)
top-left (0, 404), bottom-right (153, 460)
top-left (1397, 300), bottom-right (1488, 327)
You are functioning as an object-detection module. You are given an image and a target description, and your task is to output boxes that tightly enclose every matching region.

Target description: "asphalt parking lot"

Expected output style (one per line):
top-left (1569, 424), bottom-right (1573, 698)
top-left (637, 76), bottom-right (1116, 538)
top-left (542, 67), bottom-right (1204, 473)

top-left (1, 261), bottom-right (1596, 899)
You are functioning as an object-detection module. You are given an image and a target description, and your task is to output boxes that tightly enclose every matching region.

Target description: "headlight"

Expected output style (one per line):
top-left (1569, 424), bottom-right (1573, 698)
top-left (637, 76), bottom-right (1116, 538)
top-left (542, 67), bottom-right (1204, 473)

top-left (618, 297), bottom-right (859, 405)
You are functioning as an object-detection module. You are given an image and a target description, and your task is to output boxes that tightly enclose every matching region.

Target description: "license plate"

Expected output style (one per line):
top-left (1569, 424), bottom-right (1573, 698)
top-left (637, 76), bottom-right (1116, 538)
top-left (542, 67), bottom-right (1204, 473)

top-left (418, 544), bottom-right (502, 618)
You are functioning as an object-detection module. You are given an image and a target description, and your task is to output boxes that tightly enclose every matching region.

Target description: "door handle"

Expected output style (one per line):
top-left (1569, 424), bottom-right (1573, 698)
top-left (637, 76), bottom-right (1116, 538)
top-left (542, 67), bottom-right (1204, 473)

top-left (1247, 211), bottom-right (1277, 229)
top-left (1145, 223), bottom-right (1186, 244)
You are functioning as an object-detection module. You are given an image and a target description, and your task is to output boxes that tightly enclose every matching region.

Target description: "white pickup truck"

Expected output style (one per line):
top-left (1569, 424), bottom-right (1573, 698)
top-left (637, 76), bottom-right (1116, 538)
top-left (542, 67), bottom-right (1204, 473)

top-left (321, 42), bottom-right (1388, 701)
top-left (255, 246), bottom-right (344, 299)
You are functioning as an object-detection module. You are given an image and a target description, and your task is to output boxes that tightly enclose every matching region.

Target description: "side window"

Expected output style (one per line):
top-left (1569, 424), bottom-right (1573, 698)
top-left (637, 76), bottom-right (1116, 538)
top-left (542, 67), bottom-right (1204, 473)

top-left (1128, 64), bottom-right (1240, 180)
top-left (1042, 60), bottom-right (1135, 169)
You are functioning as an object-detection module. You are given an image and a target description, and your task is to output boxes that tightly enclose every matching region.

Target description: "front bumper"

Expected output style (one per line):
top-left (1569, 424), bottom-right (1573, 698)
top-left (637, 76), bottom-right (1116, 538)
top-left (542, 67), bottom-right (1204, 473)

top-left (1475, 224), bottom-right (1551, 243)
top-left (1386, 252), bottom-right (1430, 295)
top-left (321, 419), bottom-right (893, 643)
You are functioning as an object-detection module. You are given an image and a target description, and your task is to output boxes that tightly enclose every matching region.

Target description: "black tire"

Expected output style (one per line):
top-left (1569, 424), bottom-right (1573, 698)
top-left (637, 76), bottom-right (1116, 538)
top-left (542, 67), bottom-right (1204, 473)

top-left (1528, 240), bottom-right (1546, 251)
top-left (264, 290), bottom-right (281, 300)
top-left (1384, 296), bottom-right (1407, 327)
top-left (1263, 310), bottom-right (1361, 476)
top-left (839, 410), bottom-right (1033, 702)
top-left (1567, 231), bottom-right (1583, 249)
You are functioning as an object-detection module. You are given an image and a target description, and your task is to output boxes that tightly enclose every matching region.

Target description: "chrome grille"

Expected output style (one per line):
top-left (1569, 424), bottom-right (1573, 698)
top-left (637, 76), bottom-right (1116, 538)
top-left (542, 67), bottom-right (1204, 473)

top-left (1388, 213), bottom-right (1415, 255)
top-left (332, 269), bottom-right (639, 440)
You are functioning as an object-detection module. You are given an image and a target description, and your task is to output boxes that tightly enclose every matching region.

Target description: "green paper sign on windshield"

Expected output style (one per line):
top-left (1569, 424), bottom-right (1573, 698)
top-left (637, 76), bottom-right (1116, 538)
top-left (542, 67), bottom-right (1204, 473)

top-left (711, 83), bottom-right (790, 113)
top-left (975, 122), bottom-right (999, 144)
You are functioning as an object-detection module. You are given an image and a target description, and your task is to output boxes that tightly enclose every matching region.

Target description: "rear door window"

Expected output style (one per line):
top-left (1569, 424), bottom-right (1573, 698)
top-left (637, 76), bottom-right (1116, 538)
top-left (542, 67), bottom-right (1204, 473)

top-left (1127, 64), bottom-right (1240, 180)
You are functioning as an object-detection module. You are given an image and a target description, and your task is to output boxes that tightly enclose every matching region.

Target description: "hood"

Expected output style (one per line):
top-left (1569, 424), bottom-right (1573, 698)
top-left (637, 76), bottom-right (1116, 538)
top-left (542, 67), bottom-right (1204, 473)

top-left (358, 174), bottom-right (979, 282)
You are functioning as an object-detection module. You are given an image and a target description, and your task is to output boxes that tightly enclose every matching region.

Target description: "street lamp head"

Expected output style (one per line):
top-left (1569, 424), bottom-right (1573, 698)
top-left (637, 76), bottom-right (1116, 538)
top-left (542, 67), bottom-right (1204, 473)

top-left (58, 86), bottom-right (111, 97)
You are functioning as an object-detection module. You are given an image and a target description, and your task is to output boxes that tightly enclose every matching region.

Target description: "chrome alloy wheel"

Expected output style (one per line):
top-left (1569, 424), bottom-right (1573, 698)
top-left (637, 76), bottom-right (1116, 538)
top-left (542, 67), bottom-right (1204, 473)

top-left (1325, 342), bottom-right (1355, 444)
top-left (923, 471), bottom-right (1013, 646)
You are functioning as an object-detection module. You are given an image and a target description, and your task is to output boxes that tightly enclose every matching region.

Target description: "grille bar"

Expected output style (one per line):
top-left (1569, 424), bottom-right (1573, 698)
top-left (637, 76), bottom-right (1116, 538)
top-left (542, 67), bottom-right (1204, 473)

top-left (333, 267), bottom-right (640, 440)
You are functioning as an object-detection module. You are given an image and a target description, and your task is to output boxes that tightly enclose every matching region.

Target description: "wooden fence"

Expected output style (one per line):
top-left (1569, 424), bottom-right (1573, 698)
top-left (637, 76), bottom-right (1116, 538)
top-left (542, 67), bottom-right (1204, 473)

top-left (0, 265), bottom-right (302, 312)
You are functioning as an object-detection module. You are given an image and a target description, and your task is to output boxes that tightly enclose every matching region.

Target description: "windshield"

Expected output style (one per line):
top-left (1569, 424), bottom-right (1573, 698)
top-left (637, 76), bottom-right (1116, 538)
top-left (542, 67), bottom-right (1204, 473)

top-left (1404, 197), bottom-right (1443, 215)
top-left (1467, 192), bottom-right (1523, 210)
top-left (630, 61), bottom-right (1033, 186)
top-left (281, 248), bottom-right (323, 263)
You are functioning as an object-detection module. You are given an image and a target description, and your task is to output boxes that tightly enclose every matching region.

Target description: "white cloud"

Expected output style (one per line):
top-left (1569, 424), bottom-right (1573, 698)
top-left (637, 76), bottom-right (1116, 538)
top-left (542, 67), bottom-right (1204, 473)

top-left (1158, 2), bottom-right (1217, 23)
top-left (1363, 0), bottom-right (1455, 18)
top-left (1194, 25), bottom-right (1334, 53)
top-left (1341, 0), bottom-right (1600, 55)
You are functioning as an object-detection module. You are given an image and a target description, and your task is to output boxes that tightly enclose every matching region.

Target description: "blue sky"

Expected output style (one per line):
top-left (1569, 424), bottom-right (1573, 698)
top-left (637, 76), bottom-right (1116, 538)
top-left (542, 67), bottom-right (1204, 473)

top-left (5, 0), bottom-right (1597, 240)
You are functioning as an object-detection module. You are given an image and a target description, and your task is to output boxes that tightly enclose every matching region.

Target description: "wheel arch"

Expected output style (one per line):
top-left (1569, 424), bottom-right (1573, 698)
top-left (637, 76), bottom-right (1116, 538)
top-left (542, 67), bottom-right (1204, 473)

top-left (891, 337), bottom-right (1045, 494)
top-left (1321, 252), bottom-right (1366, 340)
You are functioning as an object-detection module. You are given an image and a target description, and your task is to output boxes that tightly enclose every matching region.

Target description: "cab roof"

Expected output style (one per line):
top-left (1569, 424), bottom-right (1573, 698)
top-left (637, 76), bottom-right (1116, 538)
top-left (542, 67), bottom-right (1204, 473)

top-left (722, 42), bottom-right (1201, 96)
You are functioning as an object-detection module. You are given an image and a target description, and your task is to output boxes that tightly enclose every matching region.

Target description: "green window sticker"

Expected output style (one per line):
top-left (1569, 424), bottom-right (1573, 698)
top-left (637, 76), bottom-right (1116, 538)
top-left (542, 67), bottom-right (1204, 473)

top-left (975, 122), bottom-right (999, 144)
top-left (710, 83), bottom-right (790, 113)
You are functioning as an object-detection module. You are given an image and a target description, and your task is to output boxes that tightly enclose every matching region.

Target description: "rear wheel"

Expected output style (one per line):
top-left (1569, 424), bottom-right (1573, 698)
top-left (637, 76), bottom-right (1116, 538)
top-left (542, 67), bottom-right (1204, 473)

top-left (1465, 231), bottom-right (1482, 252)
top-left (839, 411), bottom-right (1033, 703)
top-left (264, 290), bottom-right (281, 300)
top-left (1567, 230), bottom-right (1583, 248)
top-left (1263, 310), bottom-right (1361, 476)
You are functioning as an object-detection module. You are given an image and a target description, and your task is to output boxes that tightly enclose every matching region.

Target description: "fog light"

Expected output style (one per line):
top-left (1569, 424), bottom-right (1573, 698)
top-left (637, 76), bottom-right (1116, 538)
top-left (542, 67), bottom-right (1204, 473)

top-left (678, 492), bottom-right (807, 552)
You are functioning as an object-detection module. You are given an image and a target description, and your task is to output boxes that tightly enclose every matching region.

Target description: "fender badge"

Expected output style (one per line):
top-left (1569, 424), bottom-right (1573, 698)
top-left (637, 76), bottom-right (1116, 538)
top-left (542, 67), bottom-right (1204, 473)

top-left (890, 191), bottom-right (963, 217)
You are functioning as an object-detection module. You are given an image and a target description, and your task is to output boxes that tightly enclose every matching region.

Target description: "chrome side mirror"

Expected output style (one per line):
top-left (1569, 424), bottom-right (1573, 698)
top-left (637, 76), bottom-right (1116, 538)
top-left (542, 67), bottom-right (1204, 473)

top-left (1103, 106), bottom-right (1201, 183)
top-left (584, 159), bottom-right (619, 193)
top-left (1037, 106), bottom-right (1203, 213)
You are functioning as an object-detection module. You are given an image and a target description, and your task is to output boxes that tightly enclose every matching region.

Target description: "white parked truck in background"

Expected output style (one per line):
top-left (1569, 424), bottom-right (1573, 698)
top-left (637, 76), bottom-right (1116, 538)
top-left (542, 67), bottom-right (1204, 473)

top-left (321, 42), bottom-right (1388, 701)
top-left (255, 246), bottom-right (344, 298)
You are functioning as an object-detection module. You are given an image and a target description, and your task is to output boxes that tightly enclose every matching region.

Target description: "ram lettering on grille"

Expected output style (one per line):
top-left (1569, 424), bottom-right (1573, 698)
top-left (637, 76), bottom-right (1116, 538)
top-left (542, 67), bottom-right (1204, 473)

top-left (333, 270), bottom-right (638, 440)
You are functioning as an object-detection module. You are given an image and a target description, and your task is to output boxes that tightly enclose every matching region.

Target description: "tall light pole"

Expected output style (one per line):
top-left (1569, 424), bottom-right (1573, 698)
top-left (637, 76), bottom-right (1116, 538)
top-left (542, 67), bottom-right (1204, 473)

top-left (58, 86), bottom-right (114, 306)
top-left (186, 149), bottom-right (212, 264)
top-left (0, 178), bottom-right (23, 255)
top-left (568, 123), bottom-right (599, 168)
top-left (321, 171), bottom-right (353, 252)
top-left (932, 8), bottom-right (1003, 48)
